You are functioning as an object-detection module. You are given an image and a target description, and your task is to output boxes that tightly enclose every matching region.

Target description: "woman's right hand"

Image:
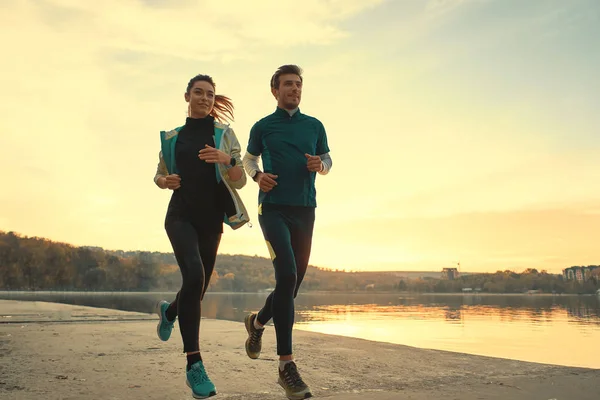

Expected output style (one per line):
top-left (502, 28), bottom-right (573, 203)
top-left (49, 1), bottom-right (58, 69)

top-left (164, 174), bottom-right (181, 190)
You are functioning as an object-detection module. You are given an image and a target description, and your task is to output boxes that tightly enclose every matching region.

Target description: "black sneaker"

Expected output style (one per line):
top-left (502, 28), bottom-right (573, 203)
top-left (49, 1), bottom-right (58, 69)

top-left (244, 313), bottom-right (264, 359)
top-left (278, 361), bottom-right (312, 400)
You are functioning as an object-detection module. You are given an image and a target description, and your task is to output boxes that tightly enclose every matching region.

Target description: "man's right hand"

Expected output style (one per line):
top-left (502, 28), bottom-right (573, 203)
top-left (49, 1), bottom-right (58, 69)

top-left (165, 174), bottom-right (181, 190)
top-left (256, 172), bottom-right (278, 192)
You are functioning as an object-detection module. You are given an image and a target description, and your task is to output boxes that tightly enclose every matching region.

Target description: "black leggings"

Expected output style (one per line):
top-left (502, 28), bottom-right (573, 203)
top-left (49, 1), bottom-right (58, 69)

top-left (256, 204), bottom-right (315, 356)
top-left (165, 217), bottom-right (221, 353)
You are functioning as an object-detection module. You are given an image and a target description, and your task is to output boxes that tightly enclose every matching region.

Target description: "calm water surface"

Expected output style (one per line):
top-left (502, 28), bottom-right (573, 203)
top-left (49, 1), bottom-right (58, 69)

top-left (1, 291), bottom-right (599, 369)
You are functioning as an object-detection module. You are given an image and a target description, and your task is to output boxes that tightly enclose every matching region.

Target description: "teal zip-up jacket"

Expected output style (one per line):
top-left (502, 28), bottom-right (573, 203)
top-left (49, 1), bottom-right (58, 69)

top-left (153, 120), bottom-right (250, 230)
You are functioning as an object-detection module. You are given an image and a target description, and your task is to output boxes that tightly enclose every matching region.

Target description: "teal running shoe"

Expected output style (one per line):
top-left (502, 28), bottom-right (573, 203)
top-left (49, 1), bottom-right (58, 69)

top-left (155, 300), bottom-right (175, 341)
top-left (186, 361), bottom-right (217, 398)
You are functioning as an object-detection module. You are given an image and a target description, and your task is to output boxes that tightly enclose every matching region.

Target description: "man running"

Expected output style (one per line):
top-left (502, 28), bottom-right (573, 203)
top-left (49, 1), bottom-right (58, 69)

top-left (242, 64), bottom-right (332, 400)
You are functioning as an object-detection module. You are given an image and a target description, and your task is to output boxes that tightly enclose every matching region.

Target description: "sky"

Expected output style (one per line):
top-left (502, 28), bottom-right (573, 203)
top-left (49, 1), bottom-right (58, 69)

top-left (1, 0), bottom-right (599, 273)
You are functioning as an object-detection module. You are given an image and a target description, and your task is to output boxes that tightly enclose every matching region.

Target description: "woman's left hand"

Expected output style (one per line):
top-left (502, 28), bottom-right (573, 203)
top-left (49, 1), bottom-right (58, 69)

top-left (199, 145), bottom-right (231, 165)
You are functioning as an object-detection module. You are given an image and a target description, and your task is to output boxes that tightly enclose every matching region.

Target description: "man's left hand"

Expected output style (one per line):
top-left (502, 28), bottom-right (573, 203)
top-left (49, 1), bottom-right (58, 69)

top-left (305, 153), bottom-right (323, 172)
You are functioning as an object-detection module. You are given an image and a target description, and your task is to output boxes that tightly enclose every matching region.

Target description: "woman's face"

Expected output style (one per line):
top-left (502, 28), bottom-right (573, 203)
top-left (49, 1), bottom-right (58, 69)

top-left (185, 80), bottom-right (215, 118)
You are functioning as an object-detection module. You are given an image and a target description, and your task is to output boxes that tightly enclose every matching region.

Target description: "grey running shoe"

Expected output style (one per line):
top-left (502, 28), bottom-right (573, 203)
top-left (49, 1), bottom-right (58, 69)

top-left (244, 313), bottom-right (264, 359)
top-left (278, 361), bottom-right (312, 400)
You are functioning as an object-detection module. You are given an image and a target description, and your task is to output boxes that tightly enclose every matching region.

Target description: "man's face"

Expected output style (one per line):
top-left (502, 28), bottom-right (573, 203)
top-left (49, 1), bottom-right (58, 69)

top-left (272, 73), bottom-right (302, 110)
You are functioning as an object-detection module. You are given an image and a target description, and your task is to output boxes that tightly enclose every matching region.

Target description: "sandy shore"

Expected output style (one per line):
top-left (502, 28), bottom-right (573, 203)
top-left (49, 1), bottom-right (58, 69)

top-left (1, 300), bottom-right (598, 400)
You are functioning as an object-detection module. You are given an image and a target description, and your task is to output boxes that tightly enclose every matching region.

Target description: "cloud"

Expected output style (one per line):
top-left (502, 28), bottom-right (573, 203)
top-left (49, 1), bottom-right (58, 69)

top-left (425, 0), bottom-right (478, 16)
top-left (8, 0), bottom-right (385, 62)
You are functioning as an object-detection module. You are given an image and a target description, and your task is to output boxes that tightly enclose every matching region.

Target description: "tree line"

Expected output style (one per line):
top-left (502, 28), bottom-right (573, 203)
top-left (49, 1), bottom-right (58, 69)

top-left (398, 268), bottom-right (599, 295)
top-left (1, 231), bottom-right (598, 294)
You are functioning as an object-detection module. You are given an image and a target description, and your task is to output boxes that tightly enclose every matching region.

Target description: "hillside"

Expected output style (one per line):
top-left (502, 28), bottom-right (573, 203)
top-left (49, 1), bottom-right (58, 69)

top-left (0, 230), bottom-right (416, 292)
top-left (1, 230), bottom-right (598, 294)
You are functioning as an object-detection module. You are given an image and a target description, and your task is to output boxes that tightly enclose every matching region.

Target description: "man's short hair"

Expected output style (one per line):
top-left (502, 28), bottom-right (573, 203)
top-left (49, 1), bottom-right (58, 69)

top-left (270, 65), bottom-right (303, 89)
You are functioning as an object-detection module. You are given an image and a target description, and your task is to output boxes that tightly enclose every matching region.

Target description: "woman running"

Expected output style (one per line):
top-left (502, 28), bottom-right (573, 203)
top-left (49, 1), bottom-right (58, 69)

top-left (153, 74), bottom-right (249, 398)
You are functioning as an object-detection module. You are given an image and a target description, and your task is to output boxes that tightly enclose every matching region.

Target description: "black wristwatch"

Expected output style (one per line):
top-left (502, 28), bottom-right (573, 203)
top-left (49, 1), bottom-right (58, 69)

top-left (226, 157), bottom-right (236, 169)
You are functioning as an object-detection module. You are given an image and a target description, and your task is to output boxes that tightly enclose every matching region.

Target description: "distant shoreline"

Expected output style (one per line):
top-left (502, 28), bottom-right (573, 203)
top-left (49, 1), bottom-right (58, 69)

top-left (409, 292), bottom-right (598, 297)
top-left (0, 290), bottom-right (596, 297)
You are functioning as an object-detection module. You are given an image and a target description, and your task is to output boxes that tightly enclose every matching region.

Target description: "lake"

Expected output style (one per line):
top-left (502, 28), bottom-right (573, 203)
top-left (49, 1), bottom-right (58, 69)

top-left (1, 291), bottom-right (599, 369)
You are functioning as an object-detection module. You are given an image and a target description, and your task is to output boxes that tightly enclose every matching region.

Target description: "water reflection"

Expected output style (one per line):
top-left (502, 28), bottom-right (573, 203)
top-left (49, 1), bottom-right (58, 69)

top-left (1, 291), bottom-right (599, 368)
top-left (443, 306), bottom-right (462, 322)
top-left (1, 291), bottom-right (598, 324)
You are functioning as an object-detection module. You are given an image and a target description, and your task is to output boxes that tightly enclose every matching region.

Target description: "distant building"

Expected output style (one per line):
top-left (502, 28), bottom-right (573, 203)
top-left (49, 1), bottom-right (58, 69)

top-left (563, 266), bottom-right (600, 282)
top-left (441, 267), bottom-right (459, 280)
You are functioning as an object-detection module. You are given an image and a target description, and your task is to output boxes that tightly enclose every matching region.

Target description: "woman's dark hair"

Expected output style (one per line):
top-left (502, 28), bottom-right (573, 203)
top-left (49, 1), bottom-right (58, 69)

top-left (186, 74), bottom-right (234, 122)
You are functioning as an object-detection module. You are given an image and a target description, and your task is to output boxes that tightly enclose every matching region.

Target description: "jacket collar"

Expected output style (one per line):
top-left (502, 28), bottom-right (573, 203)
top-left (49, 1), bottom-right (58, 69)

top-left (274, 107), bottom-right (301, 118)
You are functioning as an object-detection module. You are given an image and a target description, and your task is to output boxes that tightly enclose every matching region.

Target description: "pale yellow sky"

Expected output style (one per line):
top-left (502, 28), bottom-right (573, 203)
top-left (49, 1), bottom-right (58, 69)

top-left (1, 0), bottom-right (599, 273)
